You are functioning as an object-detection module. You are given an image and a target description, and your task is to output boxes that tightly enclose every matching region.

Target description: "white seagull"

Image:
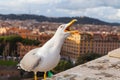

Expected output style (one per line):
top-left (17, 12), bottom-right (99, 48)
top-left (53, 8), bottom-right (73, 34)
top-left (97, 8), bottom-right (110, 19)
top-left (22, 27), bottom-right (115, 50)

top-left (18, 19), bottom-right (78, 80)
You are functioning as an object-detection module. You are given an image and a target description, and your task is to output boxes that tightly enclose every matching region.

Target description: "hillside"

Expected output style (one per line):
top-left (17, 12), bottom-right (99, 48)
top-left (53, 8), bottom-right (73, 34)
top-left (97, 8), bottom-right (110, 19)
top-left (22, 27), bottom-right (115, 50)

top-left (0, 14), bottom-right (120, 26)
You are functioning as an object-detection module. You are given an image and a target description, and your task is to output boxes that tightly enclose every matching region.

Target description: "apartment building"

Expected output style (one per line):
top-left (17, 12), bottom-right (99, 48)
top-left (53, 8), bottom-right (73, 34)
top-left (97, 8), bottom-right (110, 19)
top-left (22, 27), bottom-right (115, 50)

top-left (17, 42), bottom-right (38, 58)
top-left (0, 27), bottom-right (9, 35)
top-left (61, 33), bottom-right (80, 60)
top-left (61, 32), bottom-right (120, 61)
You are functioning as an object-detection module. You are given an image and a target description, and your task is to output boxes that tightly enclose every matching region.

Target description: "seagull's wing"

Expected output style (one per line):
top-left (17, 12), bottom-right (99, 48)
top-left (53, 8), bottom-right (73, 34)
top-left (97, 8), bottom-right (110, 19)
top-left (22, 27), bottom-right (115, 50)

top-left (19, 48), bottom-right (41, 71)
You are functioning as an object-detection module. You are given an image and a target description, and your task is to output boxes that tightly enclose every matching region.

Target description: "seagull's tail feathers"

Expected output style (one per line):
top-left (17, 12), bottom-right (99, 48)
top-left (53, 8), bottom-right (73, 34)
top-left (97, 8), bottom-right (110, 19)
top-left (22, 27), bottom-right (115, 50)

top-left (17, 62), bottom-right (32, 72)
top-left (17, 63), bottom-right (25, 70)
top-left (17, 63), bottom-right (22, 69)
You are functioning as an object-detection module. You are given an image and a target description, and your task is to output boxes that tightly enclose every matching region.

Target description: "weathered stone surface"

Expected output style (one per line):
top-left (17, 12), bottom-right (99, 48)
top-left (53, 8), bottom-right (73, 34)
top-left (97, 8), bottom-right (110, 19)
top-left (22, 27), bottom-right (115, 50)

top-left (108, 48), bottom-right (120, 58)
top-left (84, 77), bottom-right (97, 80)
top-left (53, 55), bottom-right (120, 80)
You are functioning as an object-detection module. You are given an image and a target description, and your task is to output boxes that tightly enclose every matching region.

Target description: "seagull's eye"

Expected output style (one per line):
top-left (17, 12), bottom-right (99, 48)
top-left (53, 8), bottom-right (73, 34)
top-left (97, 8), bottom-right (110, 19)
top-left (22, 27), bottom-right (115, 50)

top-left (60, 26), bottom-right (63, 28)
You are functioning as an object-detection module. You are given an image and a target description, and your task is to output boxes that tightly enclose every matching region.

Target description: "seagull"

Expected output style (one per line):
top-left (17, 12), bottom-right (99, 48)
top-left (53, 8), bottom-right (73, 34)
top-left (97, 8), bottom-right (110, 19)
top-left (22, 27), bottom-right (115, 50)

top-left (18, 19), bottom-right (78, 80)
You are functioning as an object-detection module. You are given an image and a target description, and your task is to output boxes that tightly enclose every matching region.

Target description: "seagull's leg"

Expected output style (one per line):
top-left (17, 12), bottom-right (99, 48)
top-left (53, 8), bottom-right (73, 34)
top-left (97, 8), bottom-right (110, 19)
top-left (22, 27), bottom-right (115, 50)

top-left (44, 71), bottom-right (46, 80)
top-left (34, 72), bottom-right (37, 80)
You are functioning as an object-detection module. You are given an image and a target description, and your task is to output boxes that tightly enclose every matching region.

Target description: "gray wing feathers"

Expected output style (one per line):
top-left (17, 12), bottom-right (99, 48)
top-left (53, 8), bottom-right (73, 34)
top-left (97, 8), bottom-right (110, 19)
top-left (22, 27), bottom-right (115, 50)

top-left (20, 48), bottom-right (41, 71)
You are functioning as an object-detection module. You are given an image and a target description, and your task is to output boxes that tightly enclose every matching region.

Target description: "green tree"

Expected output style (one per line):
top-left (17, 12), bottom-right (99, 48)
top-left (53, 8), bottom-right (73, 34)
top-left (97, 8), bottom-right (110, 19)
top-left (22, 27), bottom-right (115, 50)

top-left (4, 35), bottom-right (22, 43)
top-left (76, 52), bottom-right (102, 65)
top-left (0, 35), bottom-right (40, 60)
top-left (21, 38), bottom-right (40, 46)
top-left (0, 37), bottom-right (4, 42)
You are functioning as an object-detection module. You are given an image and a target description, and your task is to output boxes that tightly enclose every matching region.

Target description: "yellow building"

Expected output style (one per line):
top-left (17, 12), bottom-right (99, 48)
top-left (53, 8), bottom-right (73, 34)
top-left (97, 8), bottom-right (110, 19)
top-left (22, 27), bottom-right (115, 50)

top-left (61, 33), bottom-right (80, 60)
top-left (61, 32), bottom-right (120, 61)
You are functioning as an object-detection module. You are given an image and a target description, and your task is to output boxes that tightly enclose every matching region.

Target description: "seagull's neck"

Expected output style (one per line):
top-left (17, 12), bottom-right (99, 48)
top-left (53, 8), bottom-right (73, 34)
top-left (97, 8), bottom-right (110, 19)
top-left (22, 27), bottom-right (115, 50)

top-left (42, 33), bottom-right (65, 51)
top-left (53, 35), bottom-right (65, 50)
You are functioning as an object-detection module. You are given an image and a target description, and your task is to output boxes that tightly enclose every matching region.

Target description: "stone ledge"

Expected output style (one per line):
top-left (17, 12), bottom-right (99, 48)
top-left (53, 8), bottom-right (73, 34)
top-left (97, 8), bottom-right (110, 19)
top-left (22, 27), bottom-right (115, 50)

top-left (52, 55), bottom-right (120, 80)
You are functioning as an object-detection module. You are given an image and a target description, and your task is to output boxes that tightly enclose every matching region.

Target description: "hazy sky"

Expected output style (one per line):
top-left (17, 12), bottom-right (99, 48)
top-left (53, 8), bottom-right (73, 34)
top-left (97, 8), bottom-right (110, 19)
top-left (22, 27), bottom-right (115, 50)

top-left (0, 0), bottom-right (120, 23)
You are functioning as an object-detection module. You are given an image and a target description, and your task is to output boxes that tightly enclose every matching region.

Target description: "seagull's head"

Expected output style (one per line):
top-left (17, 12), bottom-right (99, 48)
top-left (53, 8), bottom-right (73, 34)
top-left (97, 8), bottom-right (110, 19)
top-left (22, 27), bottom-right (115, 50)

top-left (55, 19), bottom-right (78, 39)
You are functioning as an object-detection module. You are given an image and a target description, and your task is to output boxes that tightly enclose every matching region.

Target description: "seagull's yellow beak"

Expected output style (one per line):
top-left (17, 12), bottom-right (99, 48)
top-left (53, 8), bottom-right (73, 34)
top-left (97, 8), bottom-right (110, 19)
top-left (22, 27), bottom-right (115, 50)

top-left (64, 19), bottom-right (79, 34)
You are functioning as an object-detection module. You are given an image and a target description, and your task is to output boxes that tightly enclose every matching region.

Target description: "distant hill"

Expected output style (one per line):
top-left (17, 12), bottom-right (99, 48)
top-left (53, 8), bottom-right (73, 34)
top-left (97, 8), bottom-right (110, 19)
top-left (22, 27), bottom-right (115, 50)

top-left (0, 14), bottom-right (120, 26)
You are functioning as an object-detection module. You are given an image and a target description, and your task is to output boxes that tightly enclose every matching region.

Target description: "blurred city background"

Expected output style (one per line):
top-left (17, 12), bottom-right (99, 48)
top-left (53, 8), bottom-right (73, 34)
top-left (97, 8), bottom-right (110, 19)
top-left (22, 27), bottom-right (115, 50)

top-left (0, 0), bottom-right (120, 80)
